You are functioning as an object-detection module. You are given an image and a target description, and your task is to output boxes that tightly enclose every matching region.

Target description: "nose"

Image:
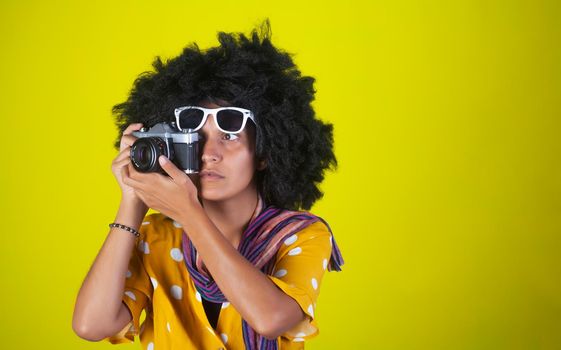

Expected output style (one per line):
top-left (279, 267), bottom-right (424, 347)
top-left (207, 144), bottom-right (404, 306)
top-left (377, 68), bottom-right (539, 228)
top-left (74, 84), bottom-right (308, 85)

top-left (200, 132), bottom-right (222, 164)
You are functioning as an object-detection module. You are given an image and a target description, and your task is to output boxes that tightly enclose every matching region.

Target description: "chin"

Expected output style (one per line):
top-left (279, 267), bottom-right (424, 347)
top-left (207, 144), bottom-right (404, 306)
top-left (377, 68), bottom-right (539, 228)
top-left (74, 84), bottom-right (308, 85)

top-left (199, 188), bottom-right (230, 202)
top-left (199, 180), bottom-right (255, 203)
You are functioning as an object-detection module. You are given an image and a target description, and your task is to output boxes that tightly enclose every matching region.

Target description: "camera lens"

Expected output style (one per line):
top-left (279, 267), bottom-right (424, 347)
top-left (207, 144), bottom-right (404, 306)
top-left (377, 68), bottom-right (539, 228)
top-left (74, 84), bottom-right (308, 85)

top-left (130, 137), bottom-right (169, 172)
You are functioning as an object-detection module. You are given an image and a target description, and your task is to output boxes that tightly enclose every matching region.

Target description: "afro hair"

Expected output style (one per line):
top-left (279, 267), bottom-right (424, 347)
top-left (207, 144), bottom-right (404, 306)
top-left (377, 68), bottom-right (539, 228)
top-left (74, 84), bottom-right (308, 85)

top-left (112, 19), bottom-right (337, 211)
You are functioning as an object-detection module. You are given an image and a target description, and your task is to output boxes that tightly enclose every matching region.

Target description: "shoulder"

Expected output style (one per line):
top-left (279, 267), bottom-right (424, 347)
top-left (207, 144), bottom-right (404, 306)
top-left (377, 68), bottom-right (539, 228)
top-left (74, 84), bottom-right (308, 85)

top-left (300, 220), bottom-right (331, 238)
top-left (275, 219), bottom-right (332, 259)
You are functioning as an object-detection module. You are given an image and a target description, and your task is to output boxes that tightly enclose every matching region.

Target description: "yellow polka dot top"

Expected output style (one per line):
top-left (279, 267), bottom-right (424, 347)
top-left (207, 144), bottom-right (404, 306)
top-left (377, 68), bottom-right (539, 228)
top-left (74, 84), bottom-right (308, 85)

top-left (104, 213), bottom-right (333, 349)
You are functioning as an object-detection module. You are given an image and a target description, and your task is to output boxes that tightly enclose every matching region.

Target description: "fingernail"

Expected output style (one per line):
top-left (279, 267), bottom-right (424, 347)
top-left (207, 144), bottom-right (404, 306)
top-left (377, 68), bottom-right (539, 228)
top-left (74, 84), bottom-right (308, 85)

top-left (159, 155), bottom-right (168, 164)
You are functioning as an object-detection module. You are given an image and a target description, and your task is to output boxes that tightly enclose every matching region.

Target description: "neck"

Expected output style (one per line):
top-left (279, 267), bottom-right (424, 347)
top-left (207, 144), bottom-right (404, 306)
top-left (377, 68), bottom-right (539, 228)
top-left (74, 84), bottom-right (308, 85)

top-left (201, 185), bottom-right (259, 248)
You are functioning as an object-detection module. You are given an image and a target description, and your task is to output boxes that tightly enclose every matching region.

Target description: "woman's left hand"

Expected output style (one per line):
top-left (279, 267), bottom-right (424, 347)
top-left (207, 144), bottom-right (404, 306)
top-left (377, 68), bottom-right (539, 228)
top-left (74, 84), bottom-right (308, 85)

top-left (121, 155), bottom-right (200, 221)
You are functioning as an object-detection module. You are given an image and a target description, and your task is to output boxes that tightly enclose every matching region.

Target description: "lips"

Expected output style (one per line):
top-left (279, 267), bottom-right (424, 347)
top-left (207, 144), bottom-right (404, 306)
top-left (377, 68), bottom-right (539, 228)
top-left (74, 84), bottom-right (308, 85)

top-left (200, 169), bottom-right (225, 179)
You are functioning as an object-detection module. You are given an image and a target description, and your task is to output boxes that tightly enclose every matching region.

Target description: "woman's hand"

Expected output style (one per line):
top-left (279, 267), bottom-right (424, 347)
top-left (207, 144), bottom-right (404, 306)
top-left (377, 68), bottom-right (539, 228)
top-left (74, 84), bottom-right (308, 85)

top-left (111, 123), bottom-right (144, 201)
top-left (122, 155), bottom-right (201, 222)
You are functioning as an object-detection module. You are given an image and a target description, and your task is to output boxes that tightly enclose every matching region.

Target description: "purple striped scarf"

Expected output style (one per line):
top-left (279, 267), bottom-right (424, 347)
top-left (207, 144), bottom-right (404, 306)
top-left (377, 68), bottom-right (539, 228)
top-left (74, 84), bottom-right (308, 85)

top-left (182, 196), bottom-right (344, 349)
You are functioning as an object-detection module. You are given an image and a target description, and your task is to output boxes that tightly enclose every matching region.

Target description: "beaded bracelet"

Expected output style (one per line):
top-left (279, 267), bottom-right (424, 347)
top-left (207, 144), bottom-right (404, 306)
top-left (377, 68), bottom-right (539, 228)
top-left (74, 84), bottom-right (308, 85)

top-left (109, 223), bottom-right (140, 238)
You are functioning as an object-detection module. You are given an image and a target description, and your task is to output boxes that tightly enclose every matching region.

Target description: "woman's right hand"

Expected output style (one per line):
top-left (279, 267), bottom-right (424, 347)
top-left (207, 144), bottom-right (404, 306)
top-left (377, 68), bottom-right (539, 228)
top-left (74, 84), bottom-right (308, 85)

top-left (111, 123), bottom-right (144, 202)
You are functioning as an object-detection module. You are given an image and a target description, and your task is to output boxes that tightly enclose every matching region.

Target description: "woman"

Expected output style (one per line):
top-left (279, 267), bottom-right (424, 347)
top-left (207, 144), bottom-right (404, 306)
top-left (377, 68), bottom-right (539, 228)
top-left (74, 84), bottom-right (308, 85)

top-left (73, 20), bottom-right (343, 349)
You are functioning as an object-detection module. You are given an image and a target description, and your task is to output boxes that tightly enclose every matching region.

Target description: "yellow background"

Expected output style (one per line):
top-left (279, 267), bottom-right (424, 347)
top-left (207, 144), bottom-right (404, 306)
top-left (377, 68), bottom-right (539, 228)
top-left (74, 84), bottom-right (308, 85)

top-left (1, 0), bottom-right (560, 349)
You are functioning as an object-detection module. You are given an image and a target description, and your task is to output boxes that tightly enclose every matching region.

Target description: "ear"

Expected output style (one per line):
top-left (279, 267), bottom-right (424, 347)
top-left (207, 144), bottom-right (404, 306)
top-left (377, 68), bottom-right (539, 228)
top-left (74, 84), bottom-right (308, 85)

top-left (257, 159), bottom-right (267, 171)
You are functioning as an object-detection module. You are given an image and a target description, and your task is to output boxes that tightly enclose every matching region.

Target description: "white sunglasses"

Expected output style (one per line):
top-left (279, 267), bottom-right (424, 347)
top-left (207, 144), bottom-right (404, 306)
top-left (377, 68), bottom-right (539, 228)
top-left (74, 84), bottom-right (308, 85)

top-left (174, 106), bottom-right (256, 134)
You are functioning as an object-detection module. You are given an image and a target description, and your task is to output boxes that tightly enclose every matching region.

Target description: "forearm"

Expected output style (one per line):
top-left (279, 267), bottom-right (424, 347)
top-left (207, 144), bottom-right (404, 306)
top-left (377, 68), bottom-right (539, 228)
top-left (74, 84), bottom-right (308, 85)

top-left (73, 198), bottom-right (148, 338)
top-left (179, 204), bottom-right (304, 338)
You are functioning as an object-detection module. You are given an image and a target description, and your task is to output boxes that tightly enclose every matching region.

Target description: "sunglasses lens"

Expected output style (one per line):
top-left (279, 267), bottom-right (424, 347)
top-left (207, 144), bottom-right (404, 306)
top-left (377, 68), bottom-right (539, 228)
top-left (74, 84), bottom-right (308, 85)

top-left (178, 108), bottom-right (205, 130)
top-left (216, 109), bottom-right (245, 132)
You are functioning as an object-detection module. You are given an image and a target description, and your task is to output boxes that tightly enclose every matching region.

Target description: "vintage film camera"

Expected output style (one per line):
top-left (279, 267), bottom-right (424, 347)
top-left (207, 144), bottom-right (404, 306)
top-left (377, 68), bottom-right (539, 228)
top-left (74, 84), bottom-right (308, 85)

top-left (130, 122), bottom-right (200, 174)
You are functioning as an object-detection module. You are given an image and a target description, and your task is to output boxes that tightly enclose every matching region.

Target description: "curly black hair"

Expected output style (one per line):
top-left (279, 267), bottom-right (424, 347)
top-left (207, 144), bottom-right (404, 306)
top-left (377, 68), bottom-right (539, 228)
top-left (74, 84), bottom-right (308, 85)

top-left (112, 19), bottom-right (337, 211)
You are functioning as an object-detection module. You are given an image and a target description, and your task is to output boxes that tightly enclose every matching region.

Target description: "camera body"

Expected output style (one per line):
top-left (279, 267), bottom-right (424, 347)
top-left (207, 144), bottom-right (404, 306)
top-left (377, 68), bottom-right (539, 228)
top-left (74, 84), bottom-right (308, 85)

top-left (130, 122), bottom-right (200, 174)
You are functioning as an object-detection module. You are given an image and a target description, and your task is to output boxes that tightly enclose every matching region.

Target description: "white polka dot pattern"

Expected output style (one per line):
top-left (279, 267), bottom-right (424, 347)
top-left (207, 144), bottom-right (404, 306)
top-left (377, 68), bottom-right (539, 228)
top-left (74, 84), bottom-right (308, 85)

top-left (124, 291), bottom-right (136, 301)
top-left (284, 234), bottom-right (298, 245)
top-left (170, 248), bottom-right (183, 262)
top-left (288, 247), bottom-right (302, 256)
top-left (137, 240), bottom-right (150, 254)
top-left (116, 215), bottom-right (332, 345)
top-left (170, 285), bottom-right (182, 300)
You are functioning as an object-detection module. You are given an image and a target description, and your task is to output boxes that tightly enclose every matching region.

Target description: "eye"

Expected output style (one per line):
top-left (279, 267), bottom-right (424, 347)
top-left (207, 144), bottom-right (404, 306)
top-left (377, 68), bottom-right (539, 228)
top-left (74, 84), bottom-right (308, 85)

top-left (222, 133), bottom-right (239, 141)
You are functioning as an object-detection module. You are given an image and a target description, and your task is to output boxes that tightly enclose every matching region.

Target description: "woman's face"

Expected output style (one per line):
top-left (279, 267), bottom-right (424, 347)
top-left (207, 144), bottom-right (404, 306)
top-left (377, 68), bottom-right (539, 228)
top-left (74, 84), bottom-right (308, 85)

top-left (196, 101), bottom-right (258, 203)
